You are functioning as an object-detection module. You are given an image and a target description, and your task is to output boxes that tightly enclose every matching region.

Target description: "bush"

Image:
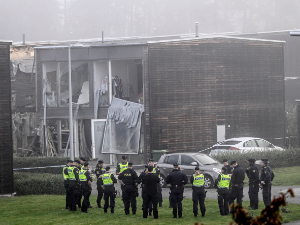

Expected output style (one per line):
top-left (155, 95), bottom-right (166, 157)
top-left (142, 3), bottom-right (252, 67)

top-left (14, 157), bottom-right (69, 174)
top-left (211, 148), bottom-right (300, 169)
top-left (14, 172), bottom-right (65, 195)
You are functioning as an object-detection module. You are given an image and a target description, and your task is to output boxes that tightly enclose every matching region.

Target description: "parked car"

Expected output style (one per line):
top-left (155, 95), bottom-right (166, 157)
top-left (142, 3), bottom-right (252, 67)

top-left (209, 137), bottom-right (284, 156)
top-left (157, 153), bottom-right (222, 188)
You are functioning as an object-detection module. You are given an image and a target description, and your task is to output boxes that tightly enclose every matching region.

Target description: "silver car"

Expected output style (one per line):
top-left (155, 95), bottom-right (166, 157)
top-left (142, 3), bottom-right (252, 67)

top-left (157, 153), bottom-right (222, 188)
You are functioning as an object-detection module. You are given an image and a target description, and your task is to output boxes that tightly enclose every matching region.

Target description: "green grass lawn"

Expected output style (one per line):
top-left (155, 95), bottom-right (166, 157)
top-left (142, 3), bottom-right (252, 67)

top-left (0, 195), bottom-right (300, 225)
top-left (243, 166), bottom-right (300, 186)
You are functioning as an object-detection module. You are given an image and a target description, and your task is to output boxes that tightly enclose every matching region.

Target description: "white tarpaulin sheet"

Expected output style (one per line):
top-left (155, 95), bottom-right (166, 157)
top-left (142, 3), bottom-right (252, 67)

top-left (102, 98), bottom-right (144, 154)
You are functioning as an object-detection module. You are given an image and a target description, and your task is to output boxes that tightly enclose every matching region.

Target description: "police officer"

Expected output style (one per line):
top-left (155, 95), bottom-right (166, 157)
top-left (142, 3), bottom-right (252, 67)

top-left (260, 159), bottom-right (274, 207)
top-left (148, 159), bottom-right (163, 207)
top-left (101, 166), bottom-right (117, 213)
top-left (116, 155), bottom-right (128, 175)
top-left (74, 159), bottom-right (83, 209)
top-left (95, 160), bottom-right (106, 208)
top-left (222, 159), bottom-right (233, 174)
top-left (63, 159), bottom-right (73, 209)
top-left (214, 167), bottom-right (231, 216)
top-left (118, 162), bottom-right (138, 215)
top-left (79, 162), bottom-right (92, 213)
top-left (190, 166), bottom-right (206, 217)
top-left (142, 165), bottom-right (160, 219)
top-left (166, 163), bottom-right (188, 218)
top-left (138, 164), bottom-right (153, 216)
top-left (245, 158), bottom-right (259, 210)
top-left (117, 155), bottom-right (129, 202)
top-left (67, 159), bottom-right (80, 211)
top-left (229, 161), bottom-right (245, 212)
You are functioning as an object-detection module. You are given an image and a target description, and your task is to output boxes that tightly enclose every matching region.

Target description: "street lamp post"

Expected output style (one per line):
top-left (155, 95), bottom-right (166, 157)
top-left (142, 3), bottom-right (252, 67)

top-left (68, 44), bottom-right (74, 161)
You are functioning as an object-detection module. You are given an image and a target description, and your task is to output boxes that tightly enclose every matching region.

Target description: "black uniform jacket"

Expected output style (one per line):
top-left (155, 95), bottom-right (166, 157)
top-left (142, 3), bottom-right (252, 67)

top-left (260, 166), bottom-right (274, 184)
top-left (166, 169), bottom-right (188, 187)
top-left (245, 164), bottom-right (259, 184)
top-left (143, 173), bottom-right (160, 194)
top-left (118, 168), bottom-right (138, 186)
top-left (231, 165), bottom-right (245, 186)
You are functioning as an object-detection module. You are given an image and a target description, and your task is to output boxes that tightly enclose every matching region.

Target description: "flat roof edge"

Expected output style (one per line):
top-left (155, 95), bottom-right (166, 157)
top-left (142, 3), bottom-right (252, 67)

top-left (147, 35), bottom-right (286, 44)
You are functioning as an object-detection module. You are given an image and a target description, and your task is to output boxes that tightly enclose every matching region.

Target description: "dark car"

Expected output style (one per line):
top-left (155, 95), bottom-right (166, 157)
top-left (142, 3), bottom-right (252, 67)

top-left (157, 153), bottom-right (222, 188)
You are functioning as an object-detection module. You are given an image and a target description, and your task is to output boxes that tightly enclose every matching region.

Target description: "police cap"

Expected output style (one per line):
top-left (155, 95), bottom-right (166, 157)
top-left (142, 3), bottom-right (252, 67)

top-left (261, 159), bottom-right (268, 163)
top-left (149, 158), bottom-right (155, 162)
top-left (74, 159), bottom-right (80, 164)
top-left (67, 159), bottom-right (73, 163)
top-left (173, 163), bottom-right (178, 167)
top-left (230, 161), bottom-right (236, 165)
top-left (195, 166), bottom-right (200, 171)
top-left (106, 166), bottom-right (110, 171)
top-left (80, 157), bottom-right (86, 161)
top-left (98, 160), bottom-right (104, 164)
top-left (128, 162), bottom-right (133, 166)
top-left (84, 162), bottom-right (89, 167)
top-left (122, 155), bottom-right (127, 160)
top-left (222, 159), bottom-right (228, 163)
top-left (248, 158), bottom-right (255, 162)
top-left (221, 166), bottom-right (227, 171)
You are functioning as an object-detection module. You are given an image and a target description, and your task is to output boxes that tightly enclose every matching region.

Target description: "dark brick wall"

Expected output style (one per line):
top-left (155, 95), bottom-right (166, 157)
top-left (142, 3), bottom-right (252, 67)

top-left (0, 41), bottom-right (13, 194)
top-left (147, 38), bottom-right (285, 152)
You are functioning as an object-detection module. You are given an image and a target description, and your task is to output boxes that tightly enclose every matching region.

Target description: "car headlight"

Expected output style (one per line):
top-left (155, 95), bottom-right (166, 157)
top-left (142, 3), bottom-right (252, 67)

top-left (213, 168), bottom-right (221, 174)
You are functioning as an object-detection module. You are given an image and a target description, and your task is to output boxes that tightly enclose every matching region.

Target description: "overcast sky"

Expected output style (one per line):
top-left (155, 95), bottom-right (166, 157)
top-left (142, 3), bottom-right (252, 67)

top-left (1, 0), bottom-right (299, 43)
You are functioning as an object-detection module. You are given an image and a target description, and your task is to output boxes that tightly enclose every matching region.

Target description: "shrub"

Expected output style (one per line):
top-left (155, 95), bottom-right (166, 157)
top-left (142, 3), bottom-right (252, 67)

top-left (14, 172), bottom-right (65, 195)
top-left (211, 148), bottom-right (300, 169)
top-left (14, 157), bottom-right (69, 174)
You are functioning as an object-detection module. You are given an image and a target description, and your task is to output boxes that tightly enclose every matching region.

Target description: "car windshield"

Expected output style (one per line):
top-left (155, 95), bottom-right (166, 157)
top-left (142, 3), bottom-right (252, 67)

top-left (219, 141), bottom-right (241, 145)
top-left (193, 154), bottom-right (218, 165)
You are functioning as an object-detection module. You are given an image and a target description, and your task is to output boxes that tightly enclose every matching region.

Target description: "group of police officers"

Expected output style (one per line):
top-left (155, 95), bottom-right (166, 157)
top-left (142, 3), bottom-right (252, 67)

top-left (63, 156), bottom-right (275, 218)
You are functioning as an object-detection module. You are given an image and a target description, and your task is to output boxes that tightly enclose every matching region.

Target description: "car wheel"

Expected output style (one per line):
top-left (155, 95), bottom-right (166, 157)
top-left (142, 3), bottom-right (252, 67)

top-left (204, 175), bottom-right (213, 189)
top-left (160, 175), bottom-right (166, 188)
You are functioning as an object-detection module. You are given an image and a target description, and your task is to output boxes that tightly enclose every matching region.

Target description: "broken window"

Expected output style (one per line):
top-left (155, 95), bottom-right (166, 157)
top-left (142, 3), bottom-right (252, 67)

top-left (59, 61), bottom-right (89, 107)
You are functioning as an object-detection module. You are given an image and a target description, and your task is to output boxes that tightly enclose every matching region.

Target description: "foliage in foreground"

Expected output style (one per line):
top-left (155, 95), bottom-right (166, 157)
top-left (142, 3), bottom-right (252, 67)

top-left (229, 189), bottom-right (295, 225)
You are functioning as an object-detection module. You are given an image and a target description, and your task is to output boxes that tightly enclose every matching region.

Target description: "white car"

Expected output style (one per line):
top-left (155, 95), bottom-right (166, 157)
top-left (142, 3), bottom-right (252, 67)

top-left (208, 137), bottom-right (284, 156)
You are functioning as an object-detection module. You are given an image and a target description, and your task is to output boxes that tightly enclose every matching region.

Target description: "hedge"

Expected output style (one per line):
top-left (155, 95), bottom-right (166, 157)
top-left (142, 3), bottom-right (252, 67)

top-left (211, 148), bottom-right (300, 169)
top-left (14, 172), bottom-right (65, 195)
top-left (14, 157), bottom-right (69, 174)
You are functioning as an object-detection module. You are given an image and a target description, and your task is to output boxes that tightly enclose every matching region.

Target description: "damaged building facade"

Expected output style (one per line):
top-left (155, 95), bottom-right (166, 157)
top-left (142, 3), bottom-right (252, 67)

top-left (32, 36), bottom-right (285, 165)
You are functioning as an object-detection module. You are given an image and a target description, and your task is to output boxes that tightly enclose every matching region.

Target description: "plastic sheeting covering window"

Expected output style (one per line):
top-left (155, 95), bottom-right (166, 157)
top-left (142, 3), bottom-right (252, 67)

top-left (102, 98), bottom-right (144, 154)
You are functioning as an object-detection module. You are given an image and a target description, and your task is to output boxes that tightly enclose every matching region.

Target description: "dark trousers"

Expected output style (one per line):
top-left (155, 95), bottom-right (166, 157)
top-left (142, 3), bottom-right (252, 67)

top-left (192, 187), bottom-right (206, 216)
top-left (69, 181), bottom-right (77, 211)
top-left (170, 187), bottom-right (183, 218)
top-left (229, 185), bottom-right (243, 211)
top-left (74, 188), bottom-right (82, 208)
top-left (97, 185), bottom-right (104, 207)
top-left (64, 180), bottom-right (71, 208)
top-left (249, 182), bottom-right (259, 209)
top-left (157, 184), bottom-right (163, 205)
top-left (142, 187), bottom-right (153, 213)
top-left (81, 185), bottom-right (91, 212)
top-left (262, 183), bottom-right (272, 207)
top-left (217, 188), bottom-right (229, 215)
top-left (143, 193), bottom-right (158, 218)
top-left (123, 185), bottom-right (137, 214)
top-left (104, 187), bottom-right (116, 213)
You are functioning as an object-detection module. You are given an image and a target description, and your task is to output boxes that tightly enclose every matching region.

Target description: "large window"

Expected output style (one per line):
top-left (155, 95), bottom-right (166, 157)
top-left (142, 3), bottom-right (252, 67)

top-left (43, 61), bottom-right (89, 107)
